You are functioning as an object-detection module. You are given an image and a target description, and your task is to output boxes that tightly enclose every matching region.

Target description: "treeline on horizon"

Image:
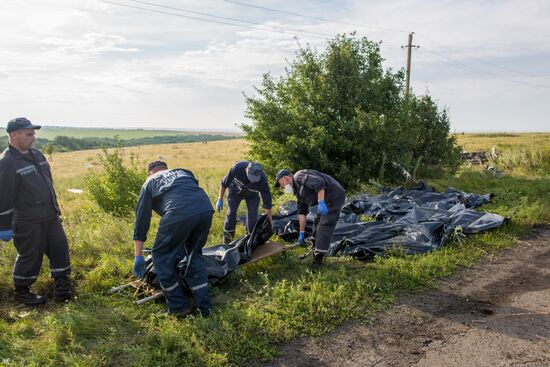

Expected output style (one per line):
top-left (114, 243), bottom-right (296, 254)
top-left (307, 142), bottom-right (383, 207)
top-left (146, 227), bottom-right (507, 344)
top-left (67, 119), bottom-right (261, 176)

top-left (0, 134), bottom-right (236, 153)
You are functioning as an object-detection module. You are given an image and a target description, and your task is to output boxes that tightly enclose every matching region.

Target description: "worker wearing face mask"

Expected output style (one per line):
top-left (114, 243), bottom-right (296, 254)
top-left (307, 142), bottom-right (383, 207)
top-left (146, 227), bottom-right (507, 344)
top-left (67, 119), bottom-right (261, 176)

top-left (274, 169), bottom-right (346, 272)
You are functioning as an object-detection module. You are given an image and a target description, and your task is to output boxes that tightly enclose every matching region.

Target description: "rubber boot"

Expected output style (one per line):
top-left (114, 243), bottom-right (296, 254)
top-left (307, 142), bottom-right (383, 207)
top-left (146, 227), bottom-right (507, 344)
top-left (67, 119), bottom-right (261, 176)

top-left (53, 277), bottom-right (74, 302)
top-left (309, 253), bottom-right (324, 273)
top-left (14, 285), bottom-right (47, 306)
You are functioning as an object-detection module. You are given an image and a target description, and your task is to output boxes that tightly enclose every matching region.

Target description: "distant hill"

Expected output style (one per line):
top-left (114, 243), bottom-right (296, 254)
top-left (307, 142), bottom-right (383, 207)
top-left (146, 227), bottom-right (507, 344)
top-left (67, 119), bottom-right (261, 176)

top-left (0, 127), bottom-right (240, 153)
top-left (0, 126), bottom-right (242, 140)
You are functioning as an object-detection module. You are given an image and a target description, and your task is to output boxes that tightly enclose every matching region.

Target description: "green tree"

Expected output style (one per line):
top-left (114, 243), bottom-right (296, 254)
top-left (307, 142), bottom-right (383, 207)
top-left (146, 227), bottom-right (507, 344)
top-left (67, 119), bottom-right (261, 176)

top-left (84, 146), bottom-right (146, 217)
top-left (43, 143), bottom-right (55, 161)
top-left (241, 33), bottom-right (460, 189)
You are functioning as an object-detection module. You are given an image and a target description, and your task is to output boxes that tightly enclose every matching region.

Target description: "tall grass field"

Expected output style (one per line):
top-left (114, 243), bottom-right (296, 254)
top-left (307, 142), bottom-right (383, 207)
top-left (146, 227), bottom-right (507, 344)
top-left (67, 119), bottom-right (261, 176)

top-left (0, 134), bottom-right (549, 366)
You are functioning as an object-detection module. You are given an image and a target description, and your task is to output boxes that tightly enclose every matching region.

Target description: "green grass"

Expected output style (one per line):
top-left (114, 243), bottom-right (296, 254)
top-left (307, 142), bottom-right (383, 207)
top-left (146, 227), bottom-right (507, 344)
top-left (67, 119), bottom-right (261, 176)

top-left (0, 139), bottom-right (549, 366)
top-left (0, 126), bottom-right (240, 140)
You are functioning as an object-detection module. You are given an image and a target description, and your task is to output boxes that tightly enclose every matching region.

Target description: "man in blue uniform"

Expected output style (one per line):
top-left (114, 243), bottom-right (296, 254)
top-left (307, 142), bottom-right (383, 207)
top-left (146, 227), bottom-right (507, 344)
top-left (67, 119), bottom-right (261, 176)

top-left (217, 161), bottom-right (272, 244)
top-left (0, 117), bottom-right (73, 306)
top-left (132, 161), bottom-right (214, 317)
top-left (275, 169), bottom-right (346, 272)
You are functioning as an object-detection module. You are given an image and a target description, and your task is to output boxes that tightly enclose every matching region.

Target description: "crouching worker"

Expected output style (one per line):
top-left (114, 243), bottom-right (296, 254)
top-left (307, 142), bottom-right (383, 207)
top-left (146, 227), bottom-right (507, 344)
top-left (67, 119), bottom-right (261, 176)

top-left (132, 161), bottom-right (214, 317)
top-left (275, 169), bottom-right (346, 273)
top-left (217, 161), bottom-right (272, 244)
top-left (0, 117), bottom-right (73, 306)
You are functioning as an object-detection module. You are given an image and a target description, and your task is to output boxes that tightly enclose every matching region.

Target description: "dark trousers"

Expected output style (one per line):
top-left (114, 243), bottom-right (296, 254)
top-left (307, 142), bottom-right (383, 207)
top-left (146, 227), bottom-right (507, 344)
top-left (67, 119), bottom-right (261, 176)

top-left (312, 195), bottom-right (346, 255)
top-left (223, 189), bottom-right (260, 243)
top-left (12, 216), bottom-right (71, 286)
top-left (152, 211), bottom-right (213, 314)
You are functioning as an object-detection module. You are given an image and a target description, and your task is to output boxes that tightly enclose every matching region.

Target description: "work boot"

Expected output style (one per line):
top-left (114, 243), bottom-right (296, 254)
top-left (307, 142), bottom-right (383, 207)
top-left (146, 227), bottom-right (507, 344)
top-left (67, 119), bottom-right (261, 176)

top-left (167, 306), bottom-right (193, 319)
top-left (223, 231), bottom-right (234, 245)
top-left (14, 285), bottom-right (47, 306)
top-left (53, 277), bottom-right (74, 302)
top-left (309, 253), bottom-right (325, 273)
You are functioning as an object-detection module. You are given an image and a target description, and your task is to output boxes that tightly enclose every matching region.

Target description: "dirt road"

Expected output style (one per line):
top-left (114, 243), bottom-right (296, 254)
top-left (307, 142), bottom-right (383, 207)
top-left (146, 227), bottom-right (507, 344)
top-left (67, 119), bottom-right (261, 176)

top-left (265, 227), bottom-right (550, 367)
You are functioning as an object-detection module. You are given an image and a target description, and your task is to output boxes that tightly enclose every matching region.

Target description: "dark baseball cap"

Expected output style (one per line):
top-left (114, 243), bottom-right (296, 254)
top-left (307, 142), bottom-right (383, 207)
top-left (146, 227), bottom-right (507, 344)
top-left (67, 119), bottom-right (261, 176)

top-left (147, 160), bottom-right (168, 172)
top-left (246, 162), bottom-right (263, 183)
top-left (274, 169), bottom-right (291, 187)
top-left (6, 117), bottom-right (41, 133)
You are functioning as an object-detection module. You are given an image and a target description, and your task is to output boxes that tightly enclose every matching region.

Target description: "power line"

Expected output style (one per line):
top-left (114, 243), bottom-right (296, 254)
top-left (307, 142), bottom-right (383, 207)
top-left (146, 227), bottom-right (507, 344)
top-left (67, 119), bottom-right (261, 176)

top-left (417, 34), bottom-right (544, 79)
top-left (421, 46), bottom-right (550, 89)
top-left (223, 0), bottom-right (408, 34)
top-left (99, 0), bottom-right (331, 40)
top-left (225, 1), bottom-right (549, 85)
top-left (125, 0), bottom-right (333, 39)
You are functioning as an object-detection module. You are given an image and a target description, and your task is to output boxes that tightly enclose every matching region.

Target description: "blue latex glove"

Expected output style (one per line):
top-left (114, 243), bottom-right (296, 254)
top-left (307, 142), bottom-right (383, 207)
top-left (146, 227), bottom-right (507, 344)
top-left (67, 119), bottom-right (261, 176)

top-left (216, 198), bottom-right (223, 212)
top-left (133, 256), bottom-right (146, 278)
top-left (298, 231), bottom-right (305, 246)
top-left (318, 200), bottom-right (329, 216)
top-left (0, 230), bottom-right (13, 241)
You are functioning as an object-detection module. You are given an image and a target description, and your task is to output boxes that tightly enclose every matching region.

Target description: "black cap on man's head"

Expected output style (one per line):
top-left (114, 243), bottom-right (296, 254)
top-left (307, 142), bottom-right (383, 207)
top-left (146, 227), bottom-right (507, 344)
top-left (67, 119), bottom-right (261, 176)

top-left (147, 160), bottom-right (168, 172)
top-left (7, 117), bottom-right (41, 133)
top-left (274, 169), bottom-right (291, 187)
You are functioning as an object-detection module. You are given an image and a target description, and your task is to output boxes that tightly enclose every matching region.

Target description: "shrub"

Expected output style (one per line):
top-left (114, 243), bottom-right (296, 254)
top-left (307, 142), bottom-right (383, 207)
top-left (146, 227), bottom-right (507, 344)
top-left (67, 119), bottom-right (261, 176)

top-left (84, 146), bottom-right (146, 217)
top-left (241, 33), bottom-right (460, 189)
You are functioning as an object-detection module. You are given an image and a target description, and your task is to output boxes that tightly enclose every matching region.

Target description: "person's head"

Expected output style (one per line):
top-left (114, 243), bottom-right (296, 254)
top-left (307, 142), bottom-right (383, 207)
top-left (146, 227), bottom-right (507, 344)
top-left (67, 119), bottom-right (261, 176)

top-left (6, 117), bottom-right (41, 153)
top-left (246, 162), bottom-right (263, 183)
top-left (147, 160), bottom-right (168, 176)
top-left (275, 169), bottom-right (294, 193)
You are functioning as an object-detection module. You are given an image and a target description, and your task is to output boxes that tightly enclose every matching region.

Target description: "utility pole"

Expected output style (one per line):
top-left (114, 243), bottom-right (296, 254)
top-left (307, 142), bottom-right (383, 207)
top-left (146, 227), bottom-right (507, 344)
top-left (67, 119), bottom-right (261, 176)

top-left (402, 32), bottom-right (420, 97)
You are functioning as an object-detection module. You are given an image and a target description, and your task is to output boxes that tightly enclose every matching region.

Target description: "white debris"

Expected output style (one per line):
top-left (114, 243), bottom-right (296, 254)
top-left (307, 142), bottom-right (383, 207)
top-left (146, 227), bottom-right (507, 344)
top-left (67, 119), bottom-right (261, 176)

top-left (68, 189), bottom-right (84, 194)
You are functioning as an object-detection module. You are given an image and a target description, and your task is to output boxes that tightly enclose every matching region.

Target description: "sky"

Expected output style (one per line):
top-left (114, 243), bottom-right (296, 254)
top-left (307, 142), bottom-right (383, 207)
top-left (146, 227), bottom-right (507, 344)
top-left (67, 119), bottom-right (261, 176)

top-left (1, 0), bottom-right (549, 132)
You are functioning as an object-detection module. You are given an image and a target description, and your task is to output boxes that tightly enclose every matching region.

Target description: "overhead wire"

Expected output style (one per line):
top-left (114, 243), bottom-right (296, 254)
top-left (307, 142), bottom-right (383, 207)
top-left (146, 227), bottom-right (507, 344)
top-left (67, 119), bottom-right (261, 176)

top-left (98, 0), bottom-right (331, 40)
top-left (99, 0), bottom-right (550, 89)
top-left (223, 0), bottom-right (408, 34)
top-left (125, 0), bottom-right (333, 39)
top-left (417, 34), bottom-right (544, 79)
top-left (420, 46), bottom-right (550, 89)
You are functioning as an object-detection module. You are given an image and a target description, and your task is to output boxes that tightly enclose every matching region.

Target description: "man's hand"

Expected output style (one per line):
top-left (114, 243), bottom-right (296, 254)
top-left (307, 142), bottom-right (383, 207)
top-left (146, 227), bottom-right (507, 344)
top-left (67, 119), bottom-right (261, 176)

top-left (216, 198), bottom-right (223, 212)
top-left (0, 230), bottom-right (13, 242)
top-left (318, 200), bottom-right (329, 216)
top-left (133, 256), bottom-right (146, 278)
top-left (298, 231), bottom-right (305, 246)
top-left (264, 208), bottom-right (273, 222)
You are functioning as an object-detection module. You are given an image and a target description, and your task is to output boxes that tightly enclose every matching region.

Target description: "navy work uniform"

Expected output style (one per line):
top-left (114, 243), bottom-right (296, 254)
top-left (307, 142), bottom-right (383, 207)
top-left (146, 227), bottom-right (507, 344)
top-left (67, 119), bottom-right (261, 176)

top-left (220, 161), bottom-right (272, 243)
top-left (0, 146), bottom-right (71, 288)
top-left (292, 170), bottom-right (346, 255)
top-left (133, 168), bottom-right (214, 315)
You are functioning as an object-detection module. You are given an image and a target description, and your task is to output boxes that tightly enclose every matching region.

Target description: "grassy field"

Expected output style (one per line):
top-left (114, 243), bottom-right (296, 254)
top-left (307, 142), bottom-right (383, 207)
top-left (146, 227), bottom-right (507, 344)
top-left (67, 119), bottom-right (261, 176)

top-left (455, 132), bottom-right (550, 152)
top-left (0, 136), bottom-right (549, 366)
top-left (0, 126), bottom-right (241, 140)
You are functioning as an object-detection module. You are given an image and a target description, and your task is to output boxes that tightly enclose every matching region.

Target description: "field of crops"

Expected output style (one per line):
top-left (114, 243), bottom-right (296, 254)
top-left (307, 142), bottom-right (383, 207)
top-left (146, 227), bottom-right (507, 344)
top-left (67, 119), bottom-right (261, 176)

top-left (0, 135), bottom-right (549, 366)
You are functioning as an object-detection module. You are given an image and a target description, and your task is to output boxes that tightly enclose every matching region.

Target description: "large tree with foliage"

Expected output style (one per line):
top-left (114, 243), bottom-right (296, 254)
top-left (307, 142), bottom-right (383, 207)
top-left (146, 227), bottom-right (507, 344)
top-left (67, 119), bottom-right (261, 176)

top-left (241, 34), bottom-right (460, 190)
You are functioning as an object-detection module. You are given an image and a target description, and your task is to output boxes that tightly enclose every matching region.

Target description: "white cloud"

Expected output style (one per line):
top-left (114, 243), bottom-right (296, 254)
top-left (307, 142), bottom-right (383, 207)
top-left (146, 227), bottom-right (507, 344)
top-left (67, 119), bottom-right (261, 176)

top-left (43, 33), bottom-right (140, 57)
top-left (0, 0), bottom-right (549, 131)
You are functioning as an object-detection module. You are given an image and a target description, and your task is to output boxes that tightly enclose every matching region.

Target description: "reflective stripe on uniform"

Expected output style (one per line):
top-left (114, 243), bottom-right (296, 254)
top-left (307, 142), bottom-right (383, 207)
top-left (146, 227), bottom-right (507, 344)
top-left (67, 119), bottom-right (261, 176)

top-left (161, 281), bottom-right (180, 292)
top-left (0, 208), bottom-right (14, 216)
top-left (314, 248), bottom-right (329, 254)
top-left (13, 274), bottom-right (38, 280)
top-left (50, 265), bottom-right (71, 273)
top-left (190, 282), bottom-right (208, 291)
top-left (15, 165), bottom-right (36, 174)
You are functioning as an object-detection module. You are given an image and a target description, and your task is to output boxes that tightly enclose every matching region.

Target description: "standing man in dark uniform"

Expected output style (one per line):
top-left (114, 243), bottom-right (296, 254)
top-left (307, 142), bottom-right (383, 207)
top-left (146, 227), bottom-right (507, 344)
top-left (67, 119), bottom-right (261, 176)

top-left (0, 117), bottom-right (72, 305)
top-left (275, 169), bottom-right (346, 272)
top-left (216, 161), bottom-right (272, 244)
top-left (132, 161), bottom-right (214, 317)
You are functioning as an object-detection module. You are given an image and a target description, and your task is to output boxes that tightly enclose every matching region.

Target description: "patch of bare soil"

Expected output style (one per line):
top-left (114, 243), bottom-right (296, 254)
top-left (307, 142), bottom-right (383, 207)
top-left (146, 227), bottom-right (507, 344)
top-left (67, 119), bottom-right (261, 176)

top-left (264, 227), bottom-right (550, 367)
